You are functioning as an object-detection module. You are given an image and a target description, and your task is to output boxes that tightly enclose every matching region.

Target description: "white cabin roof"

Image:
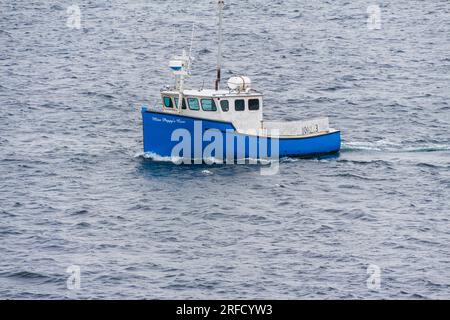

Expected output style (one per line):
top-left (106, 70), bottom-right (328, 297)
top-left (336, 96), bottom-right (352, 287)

top-left (161, 88), bottom-right (263, 98)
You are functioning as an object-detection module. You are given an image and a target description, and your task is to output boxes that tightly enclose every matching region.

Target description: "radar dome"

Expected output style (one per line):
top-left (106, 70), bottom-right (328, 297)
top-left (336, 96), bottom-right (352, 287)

top-left (227, 76), bottom-right (252, 92)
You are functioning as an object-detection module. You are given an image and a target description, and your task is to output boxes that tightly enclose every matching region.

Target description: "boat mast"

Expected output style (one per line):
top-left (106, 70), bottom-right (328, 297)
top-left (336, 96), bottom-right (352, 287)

top-left (215, 0), bottom-right (224, 91)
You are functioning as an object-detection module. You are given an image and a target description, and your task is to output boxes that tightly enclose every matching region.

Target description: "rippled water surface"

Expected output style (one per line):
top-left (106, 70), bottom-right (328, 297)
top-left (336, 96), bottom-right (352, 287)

top-left (1, 0), bottom-right (449, 299)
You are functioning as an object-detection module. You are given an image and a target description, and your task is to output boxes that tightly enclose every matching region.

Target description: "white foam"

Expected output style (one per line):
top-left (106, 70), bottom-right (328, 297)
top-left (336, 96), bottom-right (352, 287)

top-left (343, 141), bottom-right (450, 153)
top-left (140, 152), bottom-right (176, 162)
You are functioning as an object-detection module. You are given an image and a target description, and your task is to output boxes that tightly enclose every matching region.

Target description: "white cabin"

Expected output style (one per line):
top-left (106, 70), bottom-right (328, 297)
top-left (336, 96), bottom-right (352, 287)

top-left (160, 88), bottom-right (264, 133)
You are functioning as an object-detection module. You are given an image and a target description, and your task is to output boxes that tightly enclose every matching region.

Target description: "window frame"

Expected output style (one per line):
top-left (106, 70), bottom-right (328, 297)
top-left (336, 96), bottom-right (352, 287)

top-left (163, 96), bottom-right (173, 108)
top-left (248, 98), bottom-right (260, 111)
top-left (174, 97), bottom-right (187, 110)
top-left (187, 98), bottom-right (200, 111)
top-left (220, 100), bottom-right (229, 112)
top-left (234, 99), bottom-right (245, 111)
top-left (201, 98), bottom-right (217, 112)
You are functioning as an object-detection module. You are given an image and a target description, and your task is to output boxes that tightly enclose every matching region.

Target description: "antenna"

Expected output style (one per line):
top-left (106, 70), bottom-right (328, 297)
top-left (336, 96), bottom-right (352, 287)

top-left (188, 19), bottom-right (196, 74)
top-left (189, 20), bottom-right (196, 58)
top-left (171, 25), bottom-right (176, 56)
top-left (215, 0), bottom-right (224, 91)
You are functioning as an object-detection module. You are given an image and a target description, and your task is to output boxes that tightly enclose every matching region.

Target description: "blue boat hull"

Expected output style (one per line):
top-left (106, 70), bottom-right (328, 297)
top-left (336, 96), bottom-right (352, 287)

top-left (141, 108), bottom-right (341, 159)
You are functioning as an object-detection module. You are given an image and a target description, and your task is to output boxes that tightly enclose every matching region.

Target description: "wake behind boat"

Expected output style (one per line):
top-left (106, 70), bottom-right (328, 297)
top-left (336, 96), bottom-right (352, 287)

top-left (141, 1), bottom-right (341, 162)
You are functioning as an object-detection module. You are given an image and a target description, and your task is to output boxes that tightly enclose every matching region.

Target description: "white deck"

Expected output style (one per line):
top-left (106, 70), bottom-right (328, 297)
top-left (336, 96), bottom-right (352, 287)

top-left (262, 118), bottom-right (330, 137)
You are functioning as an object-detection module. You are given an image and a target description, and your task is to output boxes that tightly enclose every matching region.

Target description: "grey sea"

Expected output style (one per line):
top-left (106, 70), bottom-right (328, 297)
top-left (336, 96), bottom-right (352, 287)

top-left (1, 0), bottom-right (449, 299)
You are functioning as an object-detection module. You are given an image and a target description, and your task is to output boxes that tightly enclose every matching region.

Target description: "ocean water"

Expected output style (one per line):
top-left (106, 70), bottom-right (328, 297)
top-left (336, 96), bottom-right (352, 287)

top-left (1, 0), bottom-right (449, 299)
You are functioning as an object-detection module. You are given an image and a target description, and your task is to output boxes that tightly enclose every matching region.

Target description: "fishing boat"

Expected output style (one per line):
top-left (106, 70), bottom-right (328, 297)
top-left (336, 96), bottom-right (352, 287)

top-left (141, 1), bottom-right (341, 162)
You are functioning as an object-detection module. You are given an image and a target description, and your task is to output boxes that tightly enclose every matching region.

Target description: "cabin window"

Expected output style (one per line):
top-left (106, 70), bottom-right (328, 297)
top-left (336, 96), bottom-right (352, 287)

top-left (188, 98), bottom-right (200, 111)
top-left (248, 99), bottom-right (260, 111)
top-left (163, 96), bottom-right (173, 108)
top-left (174, 97), bottom-right (187, 109)
top-left (201, 99), bottom-right (217, 112)
top-left (220, 100), bottom-right (229, 112)
top-left (235, 99), bottom-right (245, 111)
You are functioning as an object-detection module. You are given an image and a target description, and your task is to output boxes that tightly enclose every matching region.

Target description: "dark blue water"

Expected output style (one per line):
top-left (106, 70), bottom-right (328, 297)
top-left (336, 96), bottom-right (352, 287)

top-left (1, 0), bottom-right (449, 299)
